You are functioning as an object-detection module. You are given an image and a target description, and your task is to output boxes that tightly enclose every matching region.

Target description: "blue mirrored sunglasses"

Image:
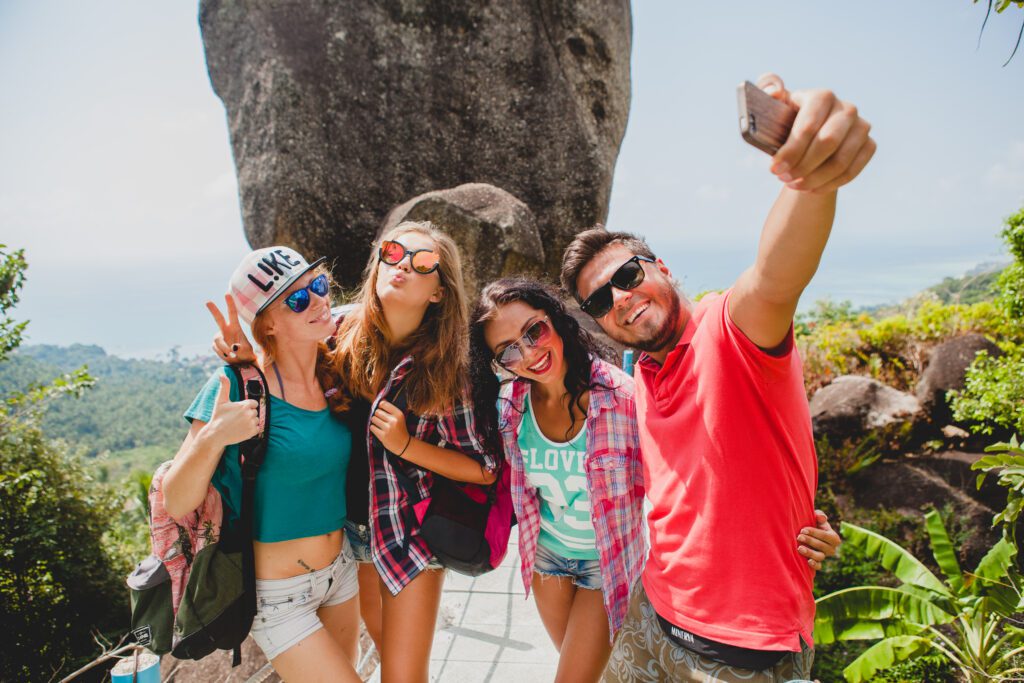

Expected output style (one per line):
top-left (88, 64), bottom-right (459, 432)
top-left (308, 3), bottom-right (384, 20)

top-left (283, 274), bottom-right (329, 313)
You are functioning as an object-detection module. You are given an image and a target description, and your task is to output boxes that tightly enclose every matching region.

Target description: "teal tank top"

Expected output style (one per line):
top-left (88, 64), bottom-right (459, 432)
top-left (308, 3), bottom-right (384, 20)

top-left (184, 369), bottom-right (351, 543)
top-left (517, 392), bottom-right (598, 560)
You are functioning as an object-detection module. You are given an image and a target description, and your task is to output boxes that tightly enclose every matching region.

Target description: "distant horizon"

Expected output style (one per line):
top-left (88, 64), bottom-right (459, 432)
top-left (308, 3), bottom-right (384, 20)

top-left (13, 257), bottom-right (1011, 360)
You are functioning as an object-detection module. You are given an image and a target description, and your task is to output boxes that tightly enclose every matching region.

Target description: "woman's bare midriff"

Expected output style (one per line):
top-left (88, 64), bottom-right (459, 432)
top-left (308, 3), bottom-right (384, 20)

top-left (254, 529), bottom-right (345, 579)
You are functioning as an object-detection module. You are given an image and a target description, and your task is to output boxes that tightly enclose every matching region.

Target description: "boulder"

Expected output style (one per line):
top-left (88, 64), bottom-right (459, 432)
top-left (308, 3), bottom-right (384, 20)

top-left (915, 334), bottom-right (1002, 426)
top-left (199, 0), bottom-right (632, 287)
top-left (910, 450), bottom-right (1009, 512)
top-left (380, 183), bottom-right (545, 297)
top-left (849, 458), bottom-right (1000, 568)
top-left (810, 375), bottom-right (922, 442)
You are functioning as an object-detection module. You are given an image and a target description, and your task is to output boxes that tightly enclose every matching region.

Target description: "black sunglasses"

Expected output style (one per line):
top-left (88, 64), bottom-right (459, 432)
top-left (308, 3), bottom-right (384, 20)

top-left (579, 256), bottom-right (656, 318)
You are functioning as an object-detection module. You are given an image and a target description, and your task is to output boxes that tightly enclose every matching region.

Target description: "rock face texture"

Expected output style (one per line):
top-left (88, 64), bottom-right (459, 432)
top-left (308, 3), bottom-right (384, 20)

top-left (915, 333), bottom-right (1002, 426)
top-left (849, 455), bottom-right (1000, 568)
top-left (810, 375), bottom-right (922, 441)
top-left (199, 0), bottom-right (632, 287)
top-left (380, 183), bottom-right (545, 296)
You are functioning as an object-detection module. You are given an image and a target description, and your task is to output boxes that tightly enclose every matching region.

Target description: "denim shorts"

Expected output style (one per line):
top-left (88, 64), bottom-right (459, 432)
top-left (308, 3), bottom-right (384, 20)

top-left (249, 540), bottom-right (359, 660)
top-left (344, 519), bottom-right (444, 570)
top-left (343, 520), bottom-right (373, 563)
top-left (533, 542), bottom-right (602, 590)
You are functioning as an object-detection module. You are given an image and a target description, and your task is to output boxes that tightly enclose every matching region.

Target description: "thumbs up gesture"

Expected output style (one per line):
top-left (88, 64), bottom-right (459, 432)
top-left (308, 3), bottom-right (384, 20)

top-left (206, 374), bottom-right (260, 447)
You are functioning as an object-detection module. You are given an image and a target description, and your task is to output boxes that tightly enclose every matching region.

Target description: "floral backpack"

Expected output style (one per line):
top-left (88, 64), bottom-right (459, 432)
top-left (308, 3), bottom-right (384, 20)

top-left (126, 364), bottom-right (269, 666)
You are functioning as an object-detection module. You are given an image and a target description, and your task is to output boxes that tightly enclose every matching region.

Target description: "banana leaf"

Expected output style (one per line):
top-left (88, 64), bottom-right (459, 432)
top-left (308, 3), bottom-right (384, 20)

top-left (815, 586), bottom-right (955, 645)
top-left (925, 508), bottom-right (964, 592)
top-left (814, 617), bottom-right (925, 644)
top-left (840, 522), bottom-right (952, 597)
top-left (970, 537), bottom-right (1021, 615)
top-left (842, 635), bottom-right (936, 683)
top-left (898, 583), bottom-right (958, 616)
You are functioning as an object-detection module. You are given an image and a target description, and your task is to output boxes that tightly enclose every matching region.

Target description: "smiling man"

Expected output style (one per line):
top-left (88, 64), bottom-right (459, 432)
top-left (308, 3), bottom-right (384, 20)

top-left (560, 74), bottom-right (876, 682)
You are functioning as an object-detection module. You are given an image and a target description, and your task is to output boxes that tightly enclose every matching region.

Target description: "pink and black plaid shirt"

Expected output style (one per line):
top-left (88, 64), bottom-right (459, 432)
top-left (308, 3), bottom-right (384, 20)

top-left (368, 355), bottom-right (499, 595)
top-left (498, 357), bottom-right (646, 637)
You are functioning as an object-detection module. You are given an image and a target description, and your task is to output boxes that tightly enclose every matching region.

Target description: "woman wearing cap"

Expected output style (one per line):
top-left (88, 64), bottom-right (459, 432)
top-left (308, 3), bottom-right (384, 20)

top-left (214, 222), bottom-right (499, 683)
top-left (163, 247), bottom-right (362, 683)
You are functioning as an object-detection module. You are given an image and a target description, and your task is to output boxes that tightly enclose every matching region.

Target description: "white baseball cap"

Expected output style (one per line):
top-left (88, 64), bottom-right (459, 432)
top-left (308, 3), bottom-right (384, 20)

top-left (228, 247), bottom-right (326, 325)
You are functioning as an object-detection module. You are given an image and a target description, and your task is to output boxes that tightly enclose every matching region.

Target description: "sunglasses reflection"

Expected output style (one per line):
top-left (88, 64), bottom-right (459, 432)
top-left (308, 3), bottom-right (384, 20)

top-left (378, 240), bottom-right (441, 274)
top-left (495, 317), bottom-right (552, 369)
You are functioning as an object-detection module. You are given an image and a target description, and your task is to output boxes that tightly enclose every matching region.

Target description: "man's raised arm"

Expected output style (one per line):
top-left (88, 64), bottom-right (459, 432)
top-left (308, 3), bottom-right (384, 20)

top-left (730, 74), bottom-right (876, 350)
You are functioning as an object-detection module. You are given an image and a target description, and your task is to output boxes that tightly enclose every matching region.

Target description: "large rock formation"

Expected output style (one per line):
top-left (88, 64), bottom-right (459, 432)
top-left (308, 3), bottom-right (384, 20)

top-left (849, 455), bottom-right (1001, 567)
top-left (810, 375), bottom-right (923, 442)
top-left (200, 0), bottom-right (632, 286)
top-left (915, 333), bottom-right (1002, 427)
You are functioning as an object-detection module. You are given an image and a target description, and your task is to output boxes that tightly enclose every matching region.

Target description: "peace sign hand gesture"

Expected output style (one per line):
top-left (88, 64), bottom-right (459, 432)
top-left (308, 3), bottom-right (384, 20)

top-left (206, 294), bottom-right (257, 364)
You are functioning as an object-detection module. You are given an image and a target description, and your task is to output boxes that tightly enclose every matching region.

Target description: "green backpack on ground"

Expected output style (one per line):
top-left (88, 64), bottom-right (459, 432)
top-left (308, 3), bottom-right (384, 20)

top-left (126, 365), bottom-right (268, 666)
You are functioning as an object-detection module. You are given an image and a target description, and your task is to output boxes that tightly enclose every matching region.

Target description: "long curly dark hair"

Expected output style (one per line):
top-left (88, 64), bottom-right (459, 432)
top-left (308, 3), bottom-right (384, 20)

top-left (469, 277), bottom-right (609, 450)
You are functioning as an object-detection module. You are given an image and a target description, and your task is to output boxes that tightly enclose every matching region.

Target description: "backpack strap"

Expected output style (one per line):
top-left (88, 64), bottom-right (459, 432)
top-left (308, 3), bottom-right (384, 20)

top-left (381, 388), bottom-right (420, 498)
top-left (225, 364), bottom-right (270, 666)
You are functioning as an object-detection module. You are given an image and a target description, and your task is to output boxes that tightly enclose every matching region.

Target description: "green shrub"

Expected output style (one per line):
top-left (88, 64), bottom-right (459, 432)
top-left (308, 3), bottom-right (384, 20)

top-left (950, 348), bottom-right (1024, 435)
top-left (0, 246), bottom-right (131, 680)
top-left (0, 415), bottom-right (128, 681)
top-left (949, 207), bottom-right (1024, 434)
top-left (997, 207), bottom-right (1024, 319)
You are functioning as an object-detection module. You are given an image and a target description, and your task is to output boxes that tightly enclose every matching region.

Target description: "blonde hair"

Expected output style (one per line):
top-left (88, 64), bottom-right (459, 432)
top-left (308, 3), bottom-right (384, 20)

top-left (331, 221), bottom-right (469, 414)
top-left (251, 265), bottom-right (350, 415)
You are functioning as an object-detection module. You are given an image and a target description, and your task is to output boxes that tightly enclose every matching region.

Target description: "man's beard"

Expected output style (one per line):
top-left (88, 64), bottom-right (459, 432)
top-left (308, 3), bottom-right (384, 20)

top-left (626, 291), bottom-right (684, 354)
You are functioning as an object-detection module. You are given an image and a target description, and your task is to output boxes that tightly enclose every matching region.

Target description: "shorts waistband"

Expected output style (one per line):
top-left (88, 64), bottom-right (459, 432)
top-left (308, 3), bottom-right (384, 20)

top-left (255, 542), bottom-right (349, 588)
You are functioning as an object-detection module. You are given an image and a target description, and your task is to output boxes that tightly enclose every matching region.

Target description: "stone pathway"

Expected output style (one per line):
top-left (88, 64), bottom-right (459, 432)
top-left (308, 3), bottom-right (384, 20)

top-left (429, 527), bottom-right (558, 681)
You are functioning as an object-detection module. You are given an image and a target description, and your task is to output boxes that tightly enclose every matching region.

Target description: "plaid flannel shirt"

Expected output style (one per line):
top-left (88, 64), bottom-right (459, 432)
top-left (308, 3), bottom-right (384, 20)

top-left (498, 356), bottom-right (646, 637)
top-left (368, 355), bottom-right (499, 595)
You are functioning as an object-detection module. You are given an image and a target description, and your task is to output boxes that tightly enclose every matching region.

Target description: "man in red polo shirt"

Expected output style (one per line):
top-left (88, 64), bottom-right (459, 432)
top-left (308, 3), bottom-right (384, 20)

top-left (560, 74), bottom-right (875, 682)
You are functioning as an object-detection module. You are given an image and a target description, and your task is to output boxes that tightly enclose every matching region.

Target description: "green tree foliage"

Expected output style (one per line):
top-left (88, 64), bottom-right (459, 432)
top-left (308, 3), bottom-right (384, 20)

top-left (0, 343), bottom-right (214, 480)
top-left (927, 268), bottom-right (1002, 306)
top-left (797, 297), bottom-right (1010, 396)
top-left (0, 245), bottom-right (28, 363)
top-left (996, 207), bottom-right (1024, 319)
top-left (951, 206), bottom-right (1024, 435)
top-left (974, 435), bottom-right (1024, 541)
top-left (0, 249), bottom-right (130, 681)
top-left (950, 349), bottom-right (1024, 435)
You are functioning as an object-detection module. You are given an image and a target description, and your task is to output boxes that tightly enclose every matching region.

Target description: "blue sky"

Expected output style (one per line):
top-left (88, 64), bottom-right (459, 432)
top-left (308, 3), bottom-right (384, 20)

top-left (2, 2), bottom-right (1023, 357)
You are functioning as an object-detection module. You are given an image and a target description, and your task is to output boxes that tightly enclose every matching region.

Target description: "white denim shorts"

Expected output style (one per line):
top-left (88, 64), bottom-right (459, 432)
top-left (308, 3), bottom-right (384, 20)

top-left (249, 540), bottom-right (359, 660)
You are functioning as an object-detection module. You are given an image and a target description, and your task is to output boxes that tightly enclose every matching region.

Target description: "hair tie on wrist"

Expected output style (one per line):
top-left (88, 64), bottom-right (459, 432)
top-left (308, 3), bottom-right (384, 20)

top-left (397, 434), bottom-right (413, 458)
top-left (324, 387), bottom-right (338, 398)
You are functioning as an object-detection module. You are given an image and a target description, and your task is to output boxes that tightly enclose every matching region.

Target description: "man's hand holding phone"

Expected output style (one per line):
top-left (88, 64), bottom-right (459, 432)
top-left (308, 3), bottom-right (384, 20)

top-left (741, 73), bottom-right (876, 195)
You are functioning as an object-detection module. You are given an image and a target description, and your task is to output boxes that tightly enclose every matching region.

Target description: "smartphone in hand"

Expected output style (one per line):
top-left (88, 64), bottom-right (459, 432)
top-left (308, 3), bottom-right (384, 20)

top-left (736, 81), bottom-right (796, 155)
